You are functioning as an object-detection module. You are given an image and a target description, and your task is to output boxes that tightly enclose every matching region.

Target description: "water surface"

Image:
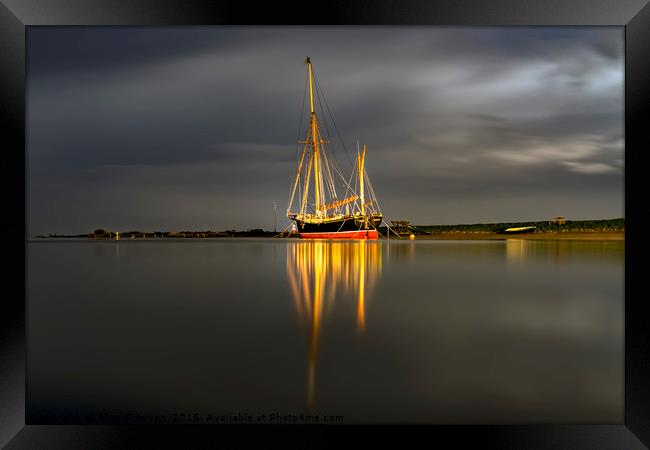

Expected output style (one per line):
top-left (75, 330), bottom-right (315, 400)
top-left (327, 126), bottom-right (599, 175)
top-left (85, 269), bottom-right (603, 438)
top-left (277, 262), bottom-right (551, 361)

top-left (27, 238), bottom-right (623, 423)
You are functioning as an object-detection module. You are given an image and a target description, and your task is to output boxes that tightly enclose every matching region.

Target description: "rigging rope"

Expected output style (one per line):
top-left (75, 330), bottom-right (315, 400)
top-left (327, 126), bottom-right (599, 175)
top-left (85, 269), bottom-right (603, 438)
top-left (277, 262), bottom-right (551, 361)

top-left (288, 72), bottom-right (310, 213)
top-left (313, 71), bottom-right (355, 170)
top-left (313, 73), bottom-right (340, 205)
top-left (313, 71), bottom-right (357, 201)
top-left (272, 223), bottom-right (294, 238)
top-left (290, 61), bottom-right (386, 225)
top-left (295, 71), bottom-right (308, 156)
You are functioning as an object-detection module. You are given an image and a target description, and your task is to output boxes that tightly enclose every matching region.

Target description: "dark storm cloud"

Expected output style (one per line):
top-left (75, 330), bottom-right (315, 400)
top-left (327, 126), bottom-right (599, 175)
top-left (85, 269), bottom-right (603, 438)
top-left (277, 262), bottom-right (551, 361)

top-left (27, 27), bottom-right (623, 235)
top-left (27, 27), bottom-right (271, 77)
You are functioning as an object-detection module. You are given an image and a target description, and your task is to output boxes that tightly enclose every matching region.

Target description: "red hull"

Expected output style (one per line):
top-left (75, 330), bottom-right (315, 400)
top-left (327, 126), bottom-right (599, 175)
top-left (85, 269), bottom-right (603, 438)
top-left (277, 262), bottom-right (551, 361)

top-left (299, 230), bottom-right (379, 240)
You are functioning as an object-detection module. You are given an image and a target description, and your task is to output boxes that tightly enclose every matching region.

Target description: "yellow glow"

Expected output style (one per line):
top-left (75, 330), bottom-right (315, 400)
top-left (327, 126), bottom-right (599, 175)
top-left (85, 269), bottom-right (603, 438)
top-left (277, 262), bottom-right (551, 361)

top-left (357, 240), bottom-right (366, 332)
top-left (286, 241), bottom-right (382, 410)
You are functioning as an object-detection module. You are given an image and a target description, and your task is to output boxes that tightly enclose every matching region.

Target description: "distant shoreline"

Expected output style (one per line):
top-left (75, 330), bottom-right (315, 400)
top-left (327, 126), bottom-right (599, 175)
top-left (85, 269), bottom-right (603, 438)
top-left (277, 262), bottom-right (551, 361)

top-left (33, 231), bottom-right (624, 241)
top-left (400, 231), bottom-right (624, 240)
top-left (35, 218), bottom-right (624, 240)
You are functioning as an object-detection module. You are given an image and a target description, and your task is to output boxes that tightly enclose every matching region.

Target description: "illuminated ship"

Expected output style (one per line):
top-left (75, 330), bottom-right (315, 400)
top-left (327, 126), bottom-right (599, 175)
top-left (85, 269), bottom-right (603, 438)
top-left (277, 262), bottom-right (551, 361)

top-left (286, 57), bottom-right (383, 239)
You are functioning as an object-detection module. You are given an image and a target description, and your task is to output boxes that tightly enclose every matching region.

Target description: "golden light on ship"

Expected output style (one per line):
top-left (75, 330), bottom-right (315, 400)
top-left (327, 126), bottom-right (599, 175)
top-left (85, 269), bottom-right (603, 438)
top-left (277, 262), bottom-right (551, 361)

top-left (286, 240), bottom-right (382, 410)
top-left (286, 58), bottom-right (383, 239)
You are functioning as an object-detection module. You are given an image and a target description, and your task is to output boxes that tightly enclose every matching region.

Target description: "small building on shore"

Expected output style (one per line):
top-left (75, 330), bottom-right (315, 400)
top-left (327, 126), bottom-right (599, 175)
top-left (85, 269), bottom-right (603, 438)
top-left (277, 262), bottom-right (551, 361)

top-left (550, 216), bottom-right (566, 225)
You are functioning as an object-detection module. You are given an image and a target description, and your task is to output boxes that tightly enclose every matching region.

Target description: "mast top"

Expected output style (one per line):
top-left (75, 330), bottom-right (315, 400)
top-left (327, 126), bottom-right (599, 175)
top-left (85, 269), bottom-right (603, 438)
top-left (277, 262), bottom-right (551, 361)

top-left (306, 57), bottom-right (315, 115)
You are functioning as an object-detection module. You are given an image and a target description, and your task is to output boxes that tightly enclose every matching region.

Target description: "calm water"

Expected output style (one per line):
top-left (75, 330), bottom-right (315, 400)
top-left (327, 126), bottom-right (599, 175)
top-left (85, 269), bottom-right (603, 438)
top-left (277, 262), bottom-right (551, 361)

top-left (27, 238), bottom-right (623, 424)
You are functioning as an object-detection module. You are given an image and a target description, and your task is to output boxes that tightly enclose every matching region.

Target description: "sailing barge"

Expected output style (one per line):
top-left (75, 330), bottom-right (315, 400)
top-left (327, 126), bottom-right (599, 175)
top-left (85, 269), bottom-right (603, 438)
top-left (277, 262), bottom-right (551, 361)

top-left (287, 57), bottom-right (383, 239)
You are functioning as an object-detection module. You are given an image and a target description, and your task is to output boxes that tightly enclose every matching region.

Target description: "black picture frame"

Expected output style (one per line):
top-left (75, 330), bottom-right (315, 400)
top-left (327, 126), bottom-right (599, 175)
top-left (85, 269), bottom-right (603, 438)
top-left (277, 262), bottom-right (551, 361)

top-left (2, 0), bottom-right (648, 447)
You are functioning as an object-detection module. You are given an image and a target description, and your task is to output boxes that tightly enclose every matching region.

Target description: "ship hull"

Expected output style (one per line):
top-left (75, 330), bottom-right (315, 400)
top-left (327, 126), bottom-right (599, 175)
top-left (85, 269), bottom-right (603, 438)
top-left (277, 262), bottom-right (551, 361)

top-left (292, 216), bottom-right (382, 240)
top-left (300, 229), bottom-right (379, 239)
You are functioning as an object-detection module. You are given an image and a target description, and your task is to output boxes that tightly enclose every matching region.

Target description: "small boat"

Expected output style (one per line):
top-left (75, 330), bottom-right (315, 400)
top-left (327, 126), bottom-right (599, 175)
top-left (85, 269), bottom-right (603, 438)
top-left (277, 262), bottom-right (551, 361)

top-left (286, 57), bottom-right (383, 239)
top-left (499, 226), bottom-right (537, 234)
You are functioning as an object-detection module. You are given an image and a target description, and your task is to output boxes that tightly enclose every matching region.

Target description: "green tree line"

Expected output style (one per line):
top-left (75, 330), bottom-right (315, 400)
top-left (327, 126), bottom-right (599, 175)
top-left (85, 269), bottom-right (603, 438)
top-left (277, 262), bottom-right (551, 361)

top-left (411, 218), bottom-right (624, 234)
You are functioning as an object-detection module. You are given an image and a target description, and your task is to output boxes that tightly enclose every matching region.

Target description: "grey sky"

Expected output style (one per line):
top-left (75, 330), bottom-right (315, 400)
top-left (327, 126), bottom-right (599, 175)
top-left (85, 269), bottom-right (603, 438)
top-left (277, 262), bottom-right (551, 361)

top-left (27, 26), bottom-right (624, 235)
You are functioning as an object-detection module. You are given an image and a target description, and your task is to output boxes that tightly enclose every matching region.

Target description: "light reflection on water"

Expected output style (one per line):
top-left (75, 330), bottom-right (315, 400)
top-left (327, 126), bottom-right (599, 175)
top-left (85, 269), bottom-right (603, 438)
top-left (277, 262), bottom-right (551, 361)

top-left (283, 238), bottom-right (623, 418)
top-left (286, 241), bottom-right (382, 410)
top-left (505, 238), bottom-right (623, 265)
top-left (27, 238), bottom-right (623, 423)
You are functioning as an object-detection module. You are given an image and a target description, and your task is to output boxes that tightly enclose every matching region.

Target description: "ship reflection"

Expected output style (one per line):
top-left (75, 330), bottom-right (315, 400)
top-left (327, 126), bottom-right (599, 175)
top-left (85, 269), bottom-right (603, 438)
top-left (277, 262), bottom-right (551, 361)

top-left (286, 240), bottom-right (382, 411)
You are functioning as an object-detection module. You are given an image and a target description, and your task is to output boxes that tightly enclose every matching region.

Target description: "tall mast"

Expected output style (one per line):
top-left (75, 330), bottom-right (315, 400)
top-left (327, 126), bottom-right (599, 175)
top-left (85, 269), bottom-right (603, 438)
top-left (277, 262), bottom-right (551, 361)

top-left (306, 57), bottom-right (322, 216)
top-left (359, 144), bottom-right (366, 217)
top-left (307, 57), bottom-right (315, 115)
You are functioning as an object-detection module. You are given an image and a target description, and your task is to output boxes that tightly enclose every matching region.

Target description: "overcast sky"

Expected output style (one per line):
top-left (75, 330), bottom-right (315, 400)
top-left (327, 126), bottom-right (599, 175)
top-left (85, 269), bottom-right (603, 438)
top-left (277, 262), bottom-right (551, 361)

top-left (27, 26), bottom-right (624, 235)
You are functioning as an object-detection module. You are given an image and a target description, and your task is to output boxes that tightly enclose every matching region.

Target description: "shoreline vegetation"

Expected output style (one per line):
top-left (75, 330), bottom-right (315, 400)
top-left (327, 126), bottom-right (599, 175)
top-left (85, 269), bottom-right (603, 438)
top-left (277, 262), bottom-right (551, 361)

top-left (37, 218), bottom-right (624, 240)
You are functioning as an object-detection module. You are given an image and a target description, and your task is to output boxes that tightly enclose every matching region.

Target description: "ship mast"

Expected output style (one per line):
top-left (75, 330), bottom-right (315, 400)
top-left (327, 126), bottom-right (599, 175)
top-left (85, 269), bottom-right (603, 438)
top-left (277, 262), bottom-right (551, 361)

top-left (289, 57), bottom-right (368, 221)
top-left (286, 57), bottom-right (384, 237)
top-left (358, 144), bottom-right (366, 217)
top-left (306, 57), bottom-right (324, 217)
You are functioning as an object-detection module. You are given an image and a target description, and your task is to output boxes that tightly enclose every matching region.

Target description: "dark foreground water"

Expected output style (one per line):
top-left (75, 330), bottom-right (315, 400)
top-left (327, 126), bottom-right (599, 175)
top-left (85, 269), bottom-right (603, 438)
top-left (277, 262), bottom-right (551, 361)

top-left (27, 238), bottom-right (623, 424)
